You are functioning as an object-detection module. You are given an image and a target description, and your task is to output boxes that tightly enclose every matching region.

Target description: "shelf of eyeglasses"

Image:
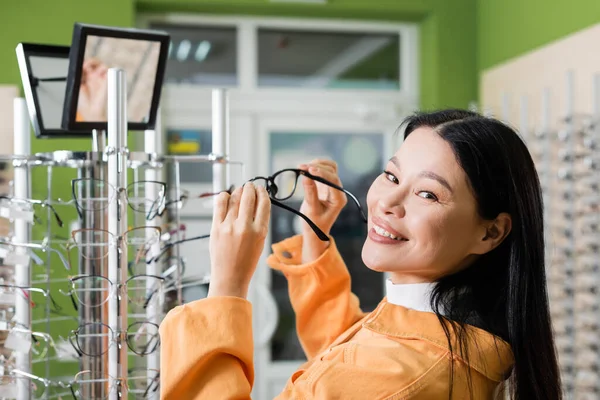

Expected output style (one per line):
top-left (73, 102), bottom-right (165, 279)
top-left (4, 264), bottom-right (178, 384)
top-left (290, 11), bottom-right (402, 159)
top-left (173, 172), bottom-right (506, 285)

top-left (0, 367), bottom-right (160, 399)
top-left (0, 230), bottom-right (212, 274)
top-left (0, 150), bottom-right (236, 170)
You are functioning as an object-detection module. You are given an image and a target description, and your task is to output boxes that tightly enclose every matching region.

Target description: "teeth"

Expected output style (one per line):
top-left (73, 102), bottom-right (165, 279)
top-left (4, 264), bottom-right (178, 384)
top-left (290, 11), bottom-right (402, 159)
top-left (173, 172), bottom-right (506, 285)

top-left (374, 225), bottom-right (406, 241)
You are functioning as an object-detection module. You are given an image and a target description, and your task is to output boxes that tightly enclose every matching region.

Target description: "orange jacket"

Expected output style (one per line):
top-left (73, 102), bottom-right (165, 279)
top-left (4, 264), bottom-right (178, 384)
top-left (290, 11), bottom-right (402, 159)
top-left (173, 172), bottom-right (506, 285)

top-left (159, 235), bottom-right (514, 399)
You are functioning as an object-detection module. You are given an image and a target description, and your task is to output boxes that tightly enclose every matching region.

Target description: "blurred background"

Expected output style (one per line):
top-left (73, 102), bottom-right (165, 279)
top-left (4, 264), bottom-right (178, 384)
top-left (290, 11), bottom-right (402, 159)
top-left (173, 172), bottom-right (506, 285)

top-left (0, 1), bottom-right (599, 399)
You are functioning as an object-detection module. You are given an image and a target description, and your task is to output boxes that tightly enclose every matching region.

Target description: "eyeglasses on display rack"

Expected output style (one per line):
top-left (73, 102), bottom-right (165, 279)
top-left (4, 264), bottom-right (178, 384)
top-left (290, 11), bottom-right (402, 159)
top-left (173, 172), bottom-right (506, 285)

top-left (249, 168), bottom-right (367, 241)
top-left (128, 368), bottom-right (160, 398)
top-left (0, 284), bottom-right (62, 313)
top-left (2, 369), bottom-right (63, 400)
top-left (60, 368), bottom-right (160, 400)
top-left (0, 325), bottom-right (59, 361)
top-left (68, 321), bottom-right (160, 357)
top-left (0, 196), bottom-right (63, 227)
top-left (64, 370), bottom-right (125, 400)
top-left (65, 226), bottom-right (162, 267)
top-left (71, 178), bottom-right (166, 220)
top-left (60, 274), bottom-right (165, 311)
top-left (0, 238), bottom-right (70, 271)
top-left (158, 185), bottom-right (234, 217)
top-left (144, 234), bottom-right (211, 265)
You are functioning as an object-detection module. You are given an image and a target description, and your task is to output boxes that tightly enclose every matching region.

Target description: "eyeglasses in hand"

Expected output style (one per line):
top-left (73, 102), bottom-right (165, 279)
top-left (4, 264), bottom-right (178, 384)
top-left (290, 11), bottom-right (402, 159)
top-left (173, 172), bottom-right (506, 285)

top-left (249, 168), bottom-right (367, 241)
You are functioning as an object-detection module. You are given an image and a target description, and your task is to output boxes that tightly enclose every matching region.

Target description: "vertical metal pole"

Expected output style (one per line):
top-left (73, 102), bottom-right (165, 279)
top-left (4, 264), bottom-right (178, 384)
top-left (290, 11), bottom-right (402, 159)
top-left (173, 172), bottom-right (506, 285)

top-left (79, 135), bottom-right (107, 396)
top-left (144, 117), bottom-right (162, 400)
top-left (172, 161), bottom-right (183, 306)
top-left (212, 89), bottom-right (228, 193)
top-left (13, 98), bottom-right (31, 400)
top-left (107, 68), bottom-right (128, 400)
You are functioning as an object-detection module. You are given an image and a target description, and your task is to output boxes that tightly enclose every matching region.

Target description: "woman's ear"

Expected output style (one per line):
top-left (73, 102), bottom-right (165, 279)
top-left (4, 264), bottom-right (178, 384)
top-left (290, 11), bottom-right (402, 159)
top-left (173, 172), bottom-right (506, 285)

top-left (472, 212), bottom-right (512, 255)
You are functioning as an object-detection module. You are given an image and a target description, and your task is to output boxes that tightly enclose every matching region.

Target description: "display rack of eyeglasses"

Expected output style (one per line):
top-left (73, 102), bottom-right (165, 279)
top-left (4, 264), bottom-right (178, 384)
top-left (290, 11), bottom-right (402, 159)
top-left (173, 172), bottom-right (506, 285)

top-left (0, 74), bottom-right (236, 399)
top-left (523, 72), bottom-right (600, 400)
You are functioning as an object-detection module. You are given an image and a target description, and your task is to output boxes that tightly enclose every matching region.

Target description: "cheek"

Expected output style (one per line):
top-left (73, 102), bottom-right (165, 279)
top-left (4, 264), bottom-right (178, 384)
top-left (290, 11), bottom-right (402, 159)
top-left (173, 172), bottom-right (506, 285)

top-left (411, 208), bottom-right (478, 252)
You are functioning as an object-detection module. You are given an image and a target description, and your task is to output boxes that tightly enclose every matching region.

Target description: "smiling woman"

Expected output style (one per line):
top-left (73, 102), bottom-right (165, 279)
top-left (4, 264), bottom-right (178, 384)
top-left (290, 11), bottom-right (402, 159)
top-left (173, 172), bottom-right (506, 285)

top-left (159, 109), bottom-right (562, 400)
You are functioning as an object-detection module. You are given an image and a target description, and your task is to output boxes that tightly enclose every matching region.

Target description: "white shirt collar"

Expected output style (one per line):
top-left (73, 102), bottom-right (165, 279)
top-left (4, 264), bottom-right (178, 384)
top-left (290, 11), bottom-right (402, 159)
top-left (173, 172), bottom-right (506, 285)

top-left (385, 279), bottom-right (436, 313)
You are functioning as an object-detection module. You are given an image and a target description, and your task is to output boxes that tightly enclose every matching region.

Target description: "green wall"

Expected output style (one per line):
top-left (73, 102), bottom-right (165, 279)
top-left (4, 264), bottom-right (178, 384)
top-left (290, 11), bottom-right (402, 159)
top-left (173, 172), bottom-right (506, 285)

top-left (477, 0), bottom-right (600, 73)
top-left (137, 0), bottom-right (477, 109)
top-left (0, 0), bottom-right (479, 130)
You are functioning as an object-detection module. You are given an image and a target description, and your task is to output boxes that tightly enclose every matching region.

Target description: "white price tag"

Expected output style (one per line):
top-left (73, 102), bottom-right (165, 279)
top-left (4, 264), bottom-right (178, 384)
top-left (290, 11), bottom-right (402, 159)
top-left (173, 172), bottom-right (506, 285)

top-left (0, 206), bottom-right (34, 223)
top-left (5, 330), bottom-right (32, 353)
top-left (10, 208), bottom-right (34, 223)
top-left (0, 382), bottom-right (17, 398)
top-left (0, 321), bottom-right (8, 330)
top-left (4, 252), bottom-right (30, 267)
top-left (0, 292), bottom-right (16, 305)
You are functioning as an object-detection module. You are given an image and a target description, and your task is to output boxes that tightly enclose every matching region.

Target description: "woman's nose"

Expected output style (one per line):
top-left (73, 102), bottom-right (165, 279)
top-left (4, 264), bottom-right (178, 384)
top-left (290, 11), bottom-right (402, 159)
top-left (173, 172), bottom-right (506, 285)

top-left (376, 191), bottom-right (406, 218)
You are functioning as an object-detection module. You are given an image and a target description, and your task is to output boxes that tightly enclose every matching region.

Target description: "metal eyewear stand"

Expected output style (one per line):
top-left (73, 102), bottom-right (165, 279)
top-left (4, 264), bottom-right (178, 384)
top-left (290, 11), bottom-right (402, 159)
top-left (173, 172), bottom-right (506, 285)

top-left (6, 79), bottom-right (232, 399)
top-left (13, 98), bottom-right (32, 400)
top-left (106, 68), bottom-right (130, 400)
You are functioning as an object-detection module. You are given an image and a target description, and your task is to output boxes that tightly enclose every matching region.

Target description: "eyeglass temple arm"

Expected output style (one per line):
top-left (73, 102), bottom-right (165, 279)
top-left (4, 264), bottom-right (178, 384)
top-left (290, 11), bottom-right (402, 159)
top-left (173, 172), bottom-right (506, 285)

top-left (305, 173), bottom-right (368, 223)
top-left (146, 234), bottom-right (211, 264)
top-left (47, 204), bottom-right (63, 227)
top-left (71, 183), bottom-right (84, 220)
top-left (45, 247), bottom-right (71, 271)
top-left (270, 198), bottom-right (329, 241)
top-left (58, 288), bottom-right (78, 312)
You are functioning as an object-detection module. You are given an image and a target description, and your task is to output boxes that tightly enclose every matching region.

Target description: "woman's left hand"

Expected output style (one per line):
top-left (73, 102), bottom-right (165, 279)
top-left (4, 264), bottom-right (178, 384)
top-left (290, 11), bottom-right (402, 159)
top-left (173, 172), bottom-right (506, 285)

top-left (208, 183), bottom-right (271, 299)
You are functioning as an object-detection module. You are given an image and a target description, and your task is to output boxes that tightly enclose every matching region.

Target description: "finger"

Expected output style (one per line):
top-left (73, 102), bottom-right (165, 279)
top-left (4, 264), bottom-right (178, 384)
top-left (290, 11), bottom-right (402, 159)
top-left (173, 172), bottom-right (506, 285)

top-left (302, 174), bottom-right (320, 205)
top-left (254, 186), bottom-right (271, 231)
top-left (238, 182), bottom-right (257, 222)
top-left (212, 192), bottom-right (230, 225)
top-left (226, 187), bottom-right (243, 220)
top-left (308, 165), bottom-right (342, 186)
top-left (309, 159), bottom-right (338, 172)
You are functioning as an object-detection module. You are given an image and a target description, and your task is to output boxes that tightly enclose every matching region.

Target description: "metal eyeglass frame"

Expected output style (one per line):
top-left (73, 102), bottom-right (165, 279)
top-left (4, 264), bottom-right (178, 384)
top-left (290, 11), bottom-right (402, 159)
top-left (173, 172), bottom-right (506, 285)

top-left (0, 283), bottom-right (62, 313)
top-left (59, 274), bottom-right (165, 311)
top-left (249, 168), bottom-right (367, 241)
top-left (0, 195), bottom-right (63, 227)
top-left (68, 321), bottom-right (160, 358)
top-left (128, 368), bottom-right (160, 398)
top-left (65, 226), bottom-right (162, 268)
top-left (71, 178), bottom-right (167, 221)
top-left (157, 185), bottom-right (235, 218)
top-left (63, 370), bottom-right (126, 400)
top-left (0, 237), bottom-right (70, 271)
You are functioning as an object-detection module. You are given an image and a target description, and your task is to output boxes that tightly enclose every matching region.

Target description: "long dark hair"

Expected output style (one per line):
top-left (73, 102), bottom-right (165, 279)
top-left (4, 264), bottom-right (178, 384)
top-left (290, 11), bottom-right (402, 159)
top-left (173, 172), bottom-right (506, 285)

top-left (402, 109), bottom-right (561, 399)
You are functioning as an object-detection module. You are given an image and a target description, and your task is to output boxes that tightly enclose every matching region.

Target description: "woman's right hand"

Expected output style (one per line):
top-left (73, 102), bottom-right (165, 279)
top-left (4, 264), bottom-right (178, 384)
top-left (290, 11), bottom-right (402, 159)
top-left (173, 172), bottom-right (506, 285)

top-left (298, 159), bottom-right (347, 263)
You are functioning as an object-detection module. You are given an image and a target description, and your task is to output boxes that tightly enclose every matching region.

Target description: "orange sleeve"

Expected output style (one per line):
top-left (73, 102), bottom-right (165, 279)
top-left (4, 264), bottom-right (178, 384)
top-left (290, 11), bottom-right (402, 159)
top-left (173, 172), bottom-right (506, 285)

top-left (159, 296), bottom-right (254, 400)
top-left (267, 235), bottom-right (367, 360)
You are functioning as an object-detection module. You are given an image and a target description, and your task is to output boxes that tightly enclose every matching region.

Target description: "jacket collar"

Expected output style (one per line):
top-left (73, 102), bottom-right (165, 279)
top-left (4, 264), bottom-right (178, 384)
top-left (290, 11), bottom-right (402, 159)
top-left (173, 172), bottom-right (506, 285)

top-left (385, 279), bottom-right (436, 313)
top-left (359, 301), bottom-right (514, 382)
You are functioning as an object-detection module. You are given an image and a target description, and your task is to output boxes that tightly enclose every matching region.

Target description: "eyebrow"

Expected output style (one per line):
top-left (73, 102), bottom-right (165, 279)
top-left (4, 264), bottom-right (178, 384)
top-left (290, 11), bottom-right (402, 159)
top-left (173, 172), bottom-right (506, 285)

top-left (389, 156), bottom-right (454, 193)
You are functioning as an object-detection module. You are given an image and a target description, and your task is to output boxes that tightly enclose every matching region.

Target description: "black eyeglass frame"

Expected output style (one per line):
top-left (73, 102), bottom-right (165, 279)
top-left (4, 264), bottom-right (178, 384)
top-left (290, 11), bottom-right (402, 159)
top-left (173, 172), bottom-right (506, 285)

top-left (249, 168), bottom-right (367, 241)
